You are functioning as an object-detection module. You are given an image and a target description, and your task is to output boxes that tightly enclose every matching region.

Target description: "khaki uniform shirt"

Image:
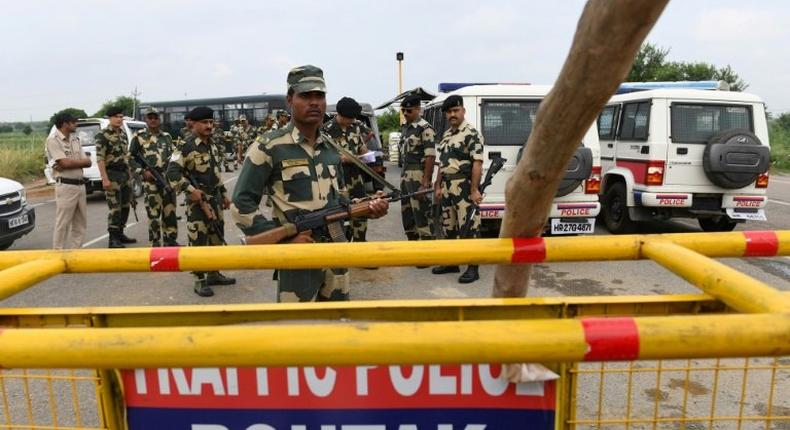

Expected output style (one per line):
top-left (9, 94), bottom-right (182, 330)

top-left (46, 130), bottom-right (86, 180)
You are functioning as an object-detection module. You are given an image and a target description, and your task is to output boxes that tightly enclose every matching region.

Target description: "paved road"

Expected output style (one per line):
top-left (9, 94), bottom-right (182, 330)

top-left (3, 165), bottom-right (789, 308)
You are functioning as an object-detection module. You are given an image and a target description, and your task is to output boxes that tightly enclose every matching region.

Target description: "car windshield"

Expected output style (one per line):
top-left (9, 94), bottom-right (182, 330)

top-left (671, 103), bottom-right (753, 143)
top-left (75, 124), bottom-right (101, 147)
top-left (481, 100), bottom-right (541, 146)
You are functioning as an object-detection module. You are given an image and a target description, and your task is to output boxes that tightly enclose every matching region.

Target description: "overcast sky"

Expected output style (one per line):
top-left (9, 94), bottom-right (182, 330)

top-left (2, 0), bottom-right (789, 122)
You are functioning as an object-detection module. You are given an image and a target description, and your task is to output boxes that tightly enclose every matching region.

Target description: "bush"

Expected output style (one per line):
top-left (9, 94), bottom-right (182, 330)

top-left (377, 108), bottom-right (400, 133)
top-left (0, 125), bottom-right (13, 133)
top-left (22, 125), bottom-right (32, 135)
top-left (769, 121), bottom-right (790, 171)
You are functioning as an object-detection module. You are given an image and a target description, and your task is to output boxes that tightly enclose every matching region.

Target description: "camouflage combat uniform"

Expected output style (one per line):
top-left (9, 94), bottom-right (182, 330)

top-left (166, 134), bottom-right (228, 281)
top-left (399, 117), bottom-right (436, 240)
top-left (231, 123), bottom-right (350, 302)
top-left (95, 126), bottom-right (132, 238)
top-left (322, 117), bottom-right (370, 242)
top-left (437, 120), bottom-right (485, 239)
top-left (129, 129), bottom-right (178, 246)
top-left (233, 124), bottom-right (256, 163)
top-left (212, 126), bottom-right (233, 172)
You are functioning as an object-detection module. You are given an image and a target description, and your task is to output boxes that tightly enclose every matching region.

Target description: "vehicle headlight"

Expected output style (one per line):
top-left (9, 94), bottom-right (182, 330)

top-left (19, 189), bottom-right (26, 205)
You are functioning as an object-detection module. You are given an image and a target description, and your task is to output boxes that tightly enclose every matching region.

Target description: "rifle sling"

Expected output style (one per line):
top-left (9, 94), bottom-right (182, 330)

top-left (325, 139), bottom-right (400, 192)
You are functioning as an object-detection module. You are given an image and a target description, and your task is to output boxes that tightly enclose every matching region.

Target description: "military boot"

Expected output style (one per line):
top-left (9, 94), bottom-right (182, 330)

top-left (458, 265), bottom-right (480, 284)
top-left (118, 232), bottom-right (137, 244)
top-left (194, 278), bottom-right (214, 297)
top-left (206, 272), bottom-right (236, 286)
top-left (431, 265), bottom-right (460, 274)
top-left (108, 232), bottom-right (125, 249)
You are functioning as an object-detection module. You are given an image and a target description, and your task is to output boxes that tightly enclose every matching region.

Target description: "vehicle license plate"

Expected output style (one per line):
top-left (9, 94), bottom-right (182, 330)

top-left (8, 214), bottom-right (29, 229)
top-left (726, 208), bottom-right (766, 221)
top-left (550, 218), bottom-right (594, 234)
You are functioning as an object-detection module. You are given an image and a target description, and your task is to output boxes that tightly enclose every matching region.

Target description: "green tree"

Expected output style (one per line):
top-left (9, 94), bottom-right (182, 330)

top-left (377, 108), bottom-right (400, 132)
top-left (94, 95), bottom-right (140, 118)
top-left (48, 108), bottom-right (88, 128)
top-left (22, 125), bottom-right (32, 135)
top-left (0, 125), bottom-right (13, 133)
top-left (775, 112), bottom-right (790, 131)
top-left (627, 42), bottom-right (748, 91)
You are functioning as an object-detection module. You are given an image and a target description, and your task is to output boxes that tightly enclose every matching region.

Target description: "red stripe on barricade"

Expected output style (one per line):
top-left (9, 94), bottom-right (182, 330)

top-left (743, 231), bottom-right (779, 257)
top-left (511, 238), bottom-right (546, 263)
top-left (149, 247), bottom-right (181, 272)
top-left (581, 317), bottom-right (640, 361)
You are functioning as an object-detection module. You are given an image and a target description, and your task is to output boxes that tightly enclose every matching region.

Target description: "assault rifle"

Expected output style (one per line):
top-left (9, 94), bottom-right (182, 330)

top-left (184, 171), bottom-right (227, 245)
top-left (459, 157), bottom-right (506, 238)
top-left (242, 188), bottom-right (432, 245)
top-left (132, 151), bottom-right (173, 194)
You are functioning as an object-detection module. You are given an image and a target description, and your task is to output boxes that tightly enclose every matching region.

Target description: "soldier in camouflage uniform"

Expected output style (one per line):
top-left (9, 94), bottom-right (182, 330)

top-left (233, 115), bottom-right (256, 166)
top-left (178, 116), bottom-right (194, 146)
top-left (167, 106), bottom-right (236, 297)
top-left (276, 110), bottom-right (290, 129)
top-left (231, 65), bottom-right (388, 303)
top-left (129, 107), bottom-right (179, 247)
top-left (212, 122), bottom-right (234, 172)
top-left (398, 94), bottom-right (436, 245)
top-left (322, 97), bottom-right (371, 243)
top-left (96, 106), bottom-right (137, 248)
top-left (257, 113), bottom-right (276, 136)
top-left (431, 95), bottom-right (484, 283)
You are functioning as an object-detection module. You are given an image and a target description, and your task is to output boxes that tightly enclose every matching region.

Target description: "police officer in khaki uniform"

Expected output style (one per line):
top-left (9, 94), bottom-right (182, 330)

top-left (432, 95), bottom-right (485, 283)
top-left (47, 112), bottom-right (91, 249)
top-left (231, 65), bottom-right (388, 302)
top-left (95, 106), bottom-right (137, 248)
top-left (167, 106), bottom-right (236, 297)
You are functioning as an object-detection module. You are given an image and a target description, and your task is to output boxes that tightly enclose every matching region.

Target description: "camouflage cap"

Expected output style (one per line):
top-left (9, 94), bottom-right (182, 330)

top-left (287, 65), bottom-right (326, 94)
top-left (238, 114), bottom-right (247, 121)
top-left (144, 107), bottom-right (160, 116)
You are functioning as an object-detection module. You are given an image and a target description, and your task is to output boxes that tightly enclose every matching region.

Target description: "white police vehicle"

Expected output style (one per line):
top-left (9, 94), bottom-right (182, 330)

top-left (46, 117), bottom-right (147, 197)
top-left (423, 84), bottom-right (602, 235)
top-left (597, 81), bottom-right (771, 233)
top-left (0, 177), bottom-right (35, 250)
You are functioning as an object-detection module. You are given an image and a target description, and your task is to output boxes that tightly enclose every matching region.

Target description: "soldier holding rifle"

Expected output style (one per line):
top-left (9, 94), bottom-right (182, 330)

top-left (231, 65), bottom-right (388, 303)
top-left (167, 106), bottom-right (236, 297)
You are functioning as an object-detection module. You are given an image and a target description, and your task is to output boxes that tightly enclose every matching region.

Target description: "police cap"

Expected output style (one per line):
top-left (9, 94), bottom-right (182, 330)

top-left (188, 106), bottom-right (214, 121)
top-left (401, 94), bottom-right (421, 109)
top-left (441, 95), bottom-right (463, 112)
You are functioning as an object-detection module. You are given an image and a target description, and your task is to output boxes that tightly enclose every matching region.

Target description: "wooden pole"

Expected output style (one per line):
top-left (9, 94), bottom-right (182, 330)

top-left (492, 0), bottom-right (669, 298)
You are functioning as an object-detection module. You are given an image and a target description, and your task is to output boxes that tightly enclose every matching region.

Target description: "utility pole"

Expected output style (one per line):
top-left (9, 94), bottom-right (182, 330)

top-left (396, 52), bottom-right (404, 124)
top-left (131, 86), bottom-right (142, 119)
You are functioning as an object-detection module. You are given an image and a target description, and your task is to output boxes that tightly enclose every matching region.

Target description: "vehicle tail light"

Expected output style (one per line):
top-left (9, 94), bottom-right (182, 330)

top-left (756, 172), bottom-right (769, 188)
top-left (585, 166), bottom-right (601, 194)
top-left (646, 160), bottom-right (665, 186)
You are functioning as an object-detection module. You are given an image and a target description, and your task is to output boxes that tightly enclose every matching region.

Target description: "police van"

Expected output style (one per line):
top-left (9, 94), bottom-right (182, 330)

top-left (597, 81), bottom-right (771, 233)
top-left (423, 84), bottom-right (602, 235)
top-left (46, 117), bottom-right (147, 197)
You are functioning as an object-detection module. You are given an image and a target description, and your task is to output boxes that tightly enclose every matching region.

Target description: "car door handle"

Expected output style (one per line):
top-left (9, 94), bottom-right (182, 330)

top-left (677, 147), bottom-right (688, 155)
top-left (607, 144), bottom-right (613, 148)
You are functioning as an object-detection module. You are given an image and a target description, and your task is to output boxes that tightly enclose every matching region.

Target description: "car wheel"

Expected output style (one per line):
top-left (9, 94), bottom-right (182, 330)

top-left (602, 182), bottom-right (635, 234)
top-left (698, 216), bottom-right (737, 232)
top-left (132, 173), bottom-right (144, 198)
top-left (0, 241), bottom-right (13, 251)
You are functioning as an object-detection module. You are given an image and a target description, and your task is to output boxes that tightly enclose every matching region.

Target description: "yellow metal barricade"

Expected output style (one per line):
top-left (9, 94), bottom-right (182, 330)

top-left (0, 231), bottom-right (787, 429)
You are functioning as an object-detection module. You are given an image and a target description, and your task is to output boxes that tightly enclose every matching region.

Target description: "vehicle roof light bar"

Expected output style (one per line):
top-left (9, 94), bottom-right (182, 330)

top-left (616, 80), bottom-right (730, 94)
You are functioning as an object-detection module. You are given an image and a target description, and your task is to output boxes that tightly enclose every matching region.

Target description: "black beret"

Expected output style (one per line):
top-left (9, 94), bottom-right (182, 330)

top-left (441, 95), bottom-right (463, 112)
top-left (336, 97), bottom-right (362, 118)
top-left (401, 94), bottom-right (421, 109)
top-left (188, 106), bottom-right (214, 121)
top-left (105, 106), bottom-right (124, 117)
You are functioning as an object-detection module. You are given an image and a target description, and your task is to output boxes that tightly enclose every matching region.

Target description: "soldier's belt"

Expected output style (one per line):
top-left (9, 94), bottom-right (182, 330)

top-left (443, 172), bottom-right (469, 181)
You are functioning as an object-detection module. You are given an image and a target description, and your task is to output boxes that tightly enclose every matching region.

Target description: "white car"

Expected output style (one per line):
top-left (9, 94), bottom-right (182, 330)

top-left (423, 84), bottom-right (602, 235)
top-left (46, 117), bottom-right (147, 197)
top-left (0, 177), bottom-right (35, 250)
top-left (597, 82), bottom-right (771, 232)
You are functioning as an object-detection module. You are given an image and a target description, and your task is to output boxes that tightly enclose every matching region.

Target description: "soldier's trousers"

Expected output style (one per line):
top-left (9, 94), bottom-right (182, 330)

top-left (440, 177), bottom-right (480, 239)
top-left (348, 172), bottom-right (369, 242)
top-left (400, 167), bottom-right (433, 241)
top-left (143, 181), bottom-right (178, 246)
top-left (276, 268), bottom-right (349, 303)
top-left (186, 196), bottom-right (224, 280)
top-left (105, 172), bottom-right (131, 233)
